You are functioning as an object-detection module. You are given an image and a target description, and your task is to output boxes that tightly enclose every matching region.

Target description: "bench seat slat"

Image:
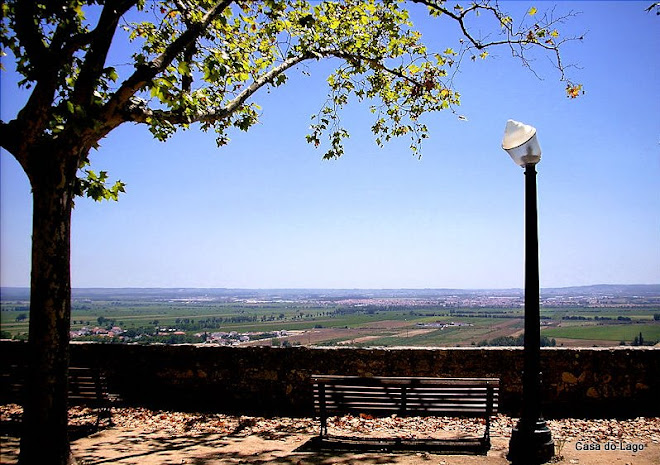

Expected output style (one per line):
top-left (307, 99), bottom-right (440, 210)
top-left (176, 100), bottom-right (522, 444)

top-left (1, 365), bottom-right (115, 428)
top-left (318, 389), bottom-right (496, 396)
top-left (313, 374), bottom-right (499, 450)
top-left (313, 376), bottom-right (498, 386)
top-left (320, 402), bottom-right (492, 411)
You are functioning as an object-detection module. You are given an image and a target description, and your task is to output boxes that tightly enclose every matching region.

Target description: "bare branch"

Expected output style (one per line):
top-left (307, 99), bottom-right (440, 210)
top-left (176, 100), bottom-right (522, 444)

top-left (413, 0), bottom-right (582, 85)
top-left (410, 0), bottom-right (498, 50)
top-left (646, 2), bottom-right (660, 15)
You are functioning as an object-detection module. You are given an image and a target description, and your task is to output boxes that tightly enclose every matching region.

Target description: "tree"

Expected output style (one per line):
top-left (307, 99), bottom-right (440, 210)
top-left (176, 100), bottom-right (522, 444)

top-left (0, 1), bottom-right (580, 463)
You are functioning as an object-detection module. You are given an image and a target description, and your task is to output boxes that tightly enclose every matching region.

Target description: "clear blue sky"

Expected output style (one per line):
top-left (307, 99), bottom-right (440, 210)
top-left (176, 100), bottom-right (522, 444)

top-left (1, 1), bottom-right (658, 289)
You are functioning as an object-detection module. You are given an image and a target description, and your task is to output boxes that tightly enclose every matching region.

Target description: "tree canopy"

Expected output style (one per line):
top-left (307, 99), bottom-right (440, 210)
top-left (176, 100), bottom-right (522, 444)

top-left (1, 0), bottom-right (581, 200)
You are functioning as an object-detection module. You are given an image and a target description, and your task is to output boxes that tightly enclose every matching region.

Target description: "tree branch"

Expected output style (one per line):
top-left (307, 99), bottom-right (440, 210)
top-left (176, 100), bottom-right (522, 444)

top-left (410, 0), bottom-right (498, 50)
top-left (127, 51), bottom-right (312, 125)
top-left (13, 1), bottom-right (49, 74)
top-left (322, 49), bottom-right (422, 87)
top-left (0, 120), bottom-right (23, 164)
top-left (125, 44), bottom-right (430, 128)
top-left (10, 2), bottom-right (69, 147)
top-left (71, 0), bottom-right (138, 107)
top-left (174, 0), bottom-right (197, 93)
top-left (411, 0), bottom-right (578, 83)
top-left (98, 0), bottom-right (234, 128)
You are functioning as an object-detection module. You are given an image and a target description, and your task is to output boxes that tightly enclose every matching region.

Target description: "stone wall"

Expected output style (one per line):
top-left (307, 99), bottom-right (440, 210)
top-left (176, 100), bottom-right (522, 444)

top-left (2, 342), bottom-right (657, 418)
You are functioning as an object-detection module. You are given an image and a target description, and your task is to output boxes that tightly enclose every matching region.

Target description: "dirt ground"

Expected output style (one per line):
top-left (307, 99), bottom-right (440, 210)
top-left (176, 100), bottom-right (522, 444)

top-left (2, 408), bottom-right (659, 465)
top-left (2, 429), bottom-right (659, 465)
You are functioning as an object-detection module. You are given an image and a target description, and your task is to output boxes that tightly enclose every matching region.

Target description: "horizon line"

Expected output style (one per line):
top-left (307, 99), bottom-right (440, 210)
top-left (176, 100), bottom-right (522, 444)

top-left (2, 283), bottom-right (659, 291)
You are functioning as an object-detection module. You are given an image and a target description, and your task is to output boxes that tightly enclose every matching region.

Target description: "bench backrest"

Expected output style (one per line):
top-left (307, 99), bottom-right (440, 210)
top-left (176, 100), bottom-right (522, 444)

top-left (68, 367), bottom-right (110, 406)
top-left (0, 365), bottom-right (111, 406)
top-left (313, 375), bottom-right (499, 418)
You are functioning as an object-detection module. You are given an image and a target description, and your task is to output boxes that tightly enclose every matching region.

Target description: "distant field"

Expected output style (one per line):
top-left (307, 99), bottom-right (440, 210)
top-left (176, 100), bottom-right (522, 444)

top-left (2, 295), bottom-right (658, 347)
top-left (543, 323), bottom-right (660, 342)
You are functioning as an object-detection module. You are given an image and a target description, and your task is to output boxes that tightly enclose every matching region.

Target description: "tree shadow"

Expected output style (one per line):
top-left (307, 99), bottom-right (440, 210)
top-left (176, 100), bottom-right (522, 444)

top-left (73, 430), bottom-right (228, 464)
top-left (297, 435), bottom-right (489, 455)
top-left (69, 427), bottom-right (443, 465)
top-left (1, 405), bottom-right (114, 441)
top-left (187, 450), bottom-right (405, 465)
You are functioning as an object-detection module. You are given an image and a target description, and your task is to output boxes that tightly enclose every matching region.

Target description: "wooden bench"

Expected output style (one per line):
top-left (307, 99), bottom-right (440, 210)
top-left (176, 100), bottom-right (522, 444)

top-left (67, 366), bottom-right (116, 427)
top-left (1, 365), bottom-right (116, 428)
top-left (312, 375), bottom-right (499, 452)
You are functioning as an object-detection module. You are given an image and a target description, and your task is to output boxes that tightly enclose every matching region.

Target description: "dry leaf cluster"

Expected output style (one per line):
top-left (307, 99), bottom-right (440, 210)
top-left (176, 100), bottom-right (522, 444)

top-left (2, 403), bottom-right (659, 444)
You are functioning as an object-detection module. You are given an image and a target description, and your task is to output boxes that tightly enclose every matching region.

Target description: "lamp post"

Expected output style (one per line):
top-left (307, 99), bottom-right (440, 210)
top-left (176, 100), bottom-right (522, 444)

top-left (502, 120), bottom-right (554, 464)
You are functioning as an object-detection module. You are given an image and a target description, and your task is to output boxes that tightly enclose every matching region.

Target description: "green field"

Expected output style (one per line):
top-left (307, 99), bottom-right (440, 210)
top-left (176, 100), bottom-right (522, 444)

top-left (542, 323), bottom-right (660, 342)
top-left (2, 292), bottom-right (658, 347)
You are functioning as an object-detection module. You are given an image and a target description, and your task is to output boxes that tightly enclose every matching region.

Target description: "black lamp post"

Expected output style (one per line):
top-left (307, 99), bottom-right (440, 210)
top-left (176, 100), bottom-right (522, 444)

top-left (502, 120), bottom-right (554, 464)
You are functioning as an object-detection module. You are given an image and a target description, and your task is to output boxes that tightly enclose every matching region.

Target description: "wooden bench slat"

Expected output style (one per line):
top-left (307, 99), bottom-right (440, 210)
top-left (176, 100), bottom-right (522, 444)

top-left (313, 376), bottom-right (499, 385)
top-left (312, 374), bottom-right (499, 451)
top-left (1, 365), bottom-right (116, 428)
top-left (318, 390), bottom-right (492, 395)
top-left (318, 388), bottom-right (496, 397)
top-left (318, 400), bottom-right (493, 409)
top-left (320, 401), bottom-right (492, 410)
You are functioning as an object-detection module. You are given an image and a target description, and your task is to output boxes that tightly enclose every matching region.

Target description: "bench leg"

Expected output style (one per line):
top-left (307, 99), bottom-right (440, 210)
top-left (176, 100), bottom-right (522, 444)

top-left (320, 415), bottom-right (327, 438)
top-left (482, 415), bottom-right (492, 452)
top-left (485, 417), bottom-right (491, 442)
top-left (102, 406), bottom-right (113, 427)
top-left (484, 384), bottom-right (493, 449)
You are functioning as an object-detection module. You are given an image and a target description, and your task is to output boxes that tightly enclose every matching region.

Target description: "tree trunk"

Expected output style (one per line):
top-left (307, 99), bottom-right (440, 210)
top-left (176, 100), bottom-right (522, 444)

top-left (19, 154), bottom-right (77, 465)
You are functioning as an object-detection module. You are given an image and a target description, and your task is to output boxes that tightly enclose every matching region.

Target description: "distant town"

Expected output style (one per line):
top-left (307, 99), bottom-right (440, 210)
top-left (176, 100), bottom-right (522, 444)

top-left (2, 285), bottom-right (659, 347)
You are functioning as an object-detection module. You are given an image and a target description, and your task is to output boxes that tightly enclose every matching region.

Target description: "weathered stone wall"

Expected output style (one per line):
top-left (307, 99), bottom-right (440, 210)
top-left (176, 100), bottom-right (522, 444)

top-left (1, 342), bottom-right (657, 418)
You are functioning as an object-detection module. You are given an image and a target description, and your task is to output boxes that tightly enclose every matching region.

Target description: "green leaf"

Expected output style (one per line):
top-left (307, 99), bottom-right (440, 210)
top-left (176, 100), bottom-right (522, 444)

top-left (178, 61), bottom-right (191, 75)
top-left (150, 87), bottom-right (160, 99)
top-left (105, 67), bottom-right (118, 82)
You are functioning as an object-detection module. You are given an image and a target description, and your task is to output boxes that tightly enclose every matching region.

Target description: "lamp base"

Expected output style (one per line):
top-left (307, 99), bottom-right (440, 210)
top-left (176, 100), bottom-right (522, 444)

top-left (507, 419), bottom-right (554, 464)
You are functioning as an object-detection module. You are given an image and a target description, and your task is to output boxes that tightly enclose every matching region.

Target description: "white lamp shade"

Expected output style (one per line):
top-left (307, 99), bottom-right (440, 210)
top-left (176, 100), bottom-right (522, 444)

top-left (502, 119), bottom-right (541, 167)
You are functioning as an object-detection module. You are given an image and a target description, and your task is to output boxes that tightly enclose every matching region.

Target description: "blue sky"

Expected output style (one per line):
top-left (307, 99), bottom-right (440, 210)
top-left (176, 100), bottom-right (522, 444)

top-left (1, 1), bottom-right (658, 289)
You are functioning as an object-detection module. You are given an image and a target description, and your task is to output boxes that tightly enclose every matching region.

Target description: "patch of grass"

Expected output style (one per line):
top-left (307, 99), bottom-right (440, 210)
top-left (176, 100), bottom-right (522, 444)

top-left (542, 323), bottom-right (660, 342)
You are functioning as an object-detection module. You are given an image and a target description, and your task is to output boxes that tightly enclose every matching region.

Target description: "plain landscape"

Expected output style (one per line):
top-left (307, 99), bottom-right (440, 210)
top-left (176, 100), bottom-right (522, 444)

top-left (2, 285), bottom-right (659, 348)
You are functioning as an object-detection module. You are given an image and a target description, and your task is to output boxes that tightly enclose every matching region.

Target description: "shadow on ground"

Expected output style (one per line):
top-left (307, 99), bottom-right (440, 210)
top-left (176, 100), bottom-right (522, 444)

top-left (297, 435), bottom-right (489, 455)
top-left (2, 420), bottom-right (509, 465)
top-left (72, 431), bottom-right (415, 465)
top-left (65, 424), bottom-right (500, 465)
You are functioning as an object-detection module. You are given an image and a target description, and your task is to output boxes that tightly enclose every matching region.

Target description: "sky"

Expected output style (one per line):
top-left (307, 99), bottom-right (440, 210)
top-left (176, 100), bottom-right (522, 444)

top-left (1, 1), bottom-right (659, 290)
